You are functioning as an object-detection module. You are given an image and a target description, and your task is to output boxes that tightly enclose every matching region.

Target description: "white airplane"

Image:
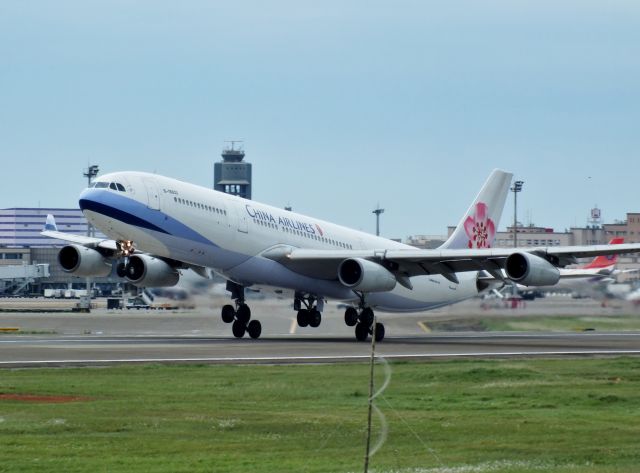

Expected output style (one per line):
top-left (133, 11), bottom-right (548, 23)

top-left (42, 169), bottom-right (640, 341)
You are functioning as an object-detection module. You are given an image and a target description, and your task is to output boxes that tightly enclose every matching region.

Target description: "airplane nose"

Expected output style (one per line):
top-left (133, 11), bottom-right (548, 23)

top-left (79, 188), bottom-right (104, 212)
top-left (78, 189), bottom-right (92, 211)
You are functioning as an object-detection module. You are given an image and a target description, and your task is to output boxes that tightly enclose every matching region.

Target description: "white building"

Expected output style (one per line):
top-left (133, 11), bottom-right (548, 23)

top-left (0, 207), bottom-right (103, 248)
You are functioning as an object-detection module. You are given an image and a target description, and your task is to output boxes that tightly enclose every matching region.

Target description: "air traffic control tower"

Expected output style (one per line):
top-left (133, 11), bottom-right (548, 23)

top-left (213, 141), bottom-right (252, 200)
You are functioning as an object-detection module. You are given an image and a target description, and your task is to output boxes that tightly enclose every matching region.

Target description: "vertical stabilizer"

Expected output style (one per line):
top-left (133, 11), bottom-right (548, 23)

top-left (582, 237), bottom-right (624, 269)
top-left (44, 214), bottom-right (58, 232)
top-left (440, 169), bottom-right (513, 249)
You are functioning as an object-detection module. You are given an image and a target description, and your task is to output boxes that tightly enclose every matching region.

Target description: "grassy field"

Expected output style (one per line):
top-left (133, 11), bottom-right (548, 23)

top-left (424, 313), bottom-right (640, 333)
top-left (1, 358), bottom-right (640, 472)
top-left (483, 314), bottom-right (640, 332)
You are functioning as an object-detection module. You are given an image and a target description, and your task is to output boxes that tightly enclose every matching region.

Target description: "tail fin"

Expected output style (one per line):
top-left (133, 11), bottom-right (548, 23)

top-left (440, 169), bottom-right (513, 249)
top-left (44, 214), bottom-right (58, 232)
top-left (582, 237), bottom-right (624, 269)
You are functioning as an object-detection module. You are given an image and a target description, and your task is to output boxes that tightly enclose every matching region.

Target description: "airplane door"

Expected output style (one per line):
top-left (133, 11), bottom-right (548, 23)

top-left (143, 178), bottom-right (160, 210)
top-left (233, 200), bottom-right (248, 233)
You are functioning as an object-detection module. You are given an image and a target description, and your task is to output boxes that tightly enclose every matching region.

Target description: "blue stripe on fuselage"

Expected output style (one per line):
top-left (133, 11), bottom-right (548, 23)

top-left (79, 189), bottom-right (216, 247)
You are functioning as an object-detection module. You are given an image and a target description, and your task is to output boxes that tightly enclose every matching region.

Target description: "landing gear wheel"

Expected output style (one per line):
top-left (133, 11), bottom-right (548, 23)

top-left (236, 304), bottom-right (251, 324)
top-left (355, 323), bottom-right (369, 342)
top-left (232, 320), bottom-right (246, 338)
top-left (297, 309), bottom-right (310, 327)
top-left (309, 309), bottom-right (322, 328)
top-left (221, 304), bottom-right (235, 323)
top-left (344, 307), bottom-right (358, 327)
top-left (373, 322), bottom-right (385, 342)
top-left (247, 320), bottom-right (262, 339)
top-left (361, 307), bottom-right (374, 326)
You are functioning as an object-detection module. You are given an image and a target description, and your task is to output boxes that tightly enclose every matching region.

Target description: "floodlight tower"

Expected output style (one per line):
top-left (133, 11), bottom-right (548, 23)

top-left (511, 180), bottom-right (524, 248)
top-left (82, 164), bottom-right (99, 312)
top-left (372, 205), bottom-right (385, 237)
top-left (83, 165), bottom-right (99, 237)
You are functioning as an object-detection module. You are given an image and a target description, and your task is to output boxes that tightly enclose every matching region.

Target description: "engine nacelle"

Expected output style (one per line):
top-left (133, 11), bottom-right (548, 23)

top-left (505, 252), bottom-right (560, 287)
top-left (58, 245), bottom-right (112, 278)
top-left (124, 254), bottom-right (180, 287)
top-left (338, 258), bottom-right (397, 292)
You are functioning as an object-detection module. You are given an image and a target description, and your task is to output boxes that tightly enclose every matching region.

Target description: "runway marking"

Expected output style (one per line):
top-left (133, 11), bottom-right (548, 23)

top-left (2, 350), bottom-right (640, 367)
top-left (289, 318), bottom-right (298, 335)
top-left (1, 331), bottom-right (640, 345)
top-left (417, 322), bottom-right (431, 333)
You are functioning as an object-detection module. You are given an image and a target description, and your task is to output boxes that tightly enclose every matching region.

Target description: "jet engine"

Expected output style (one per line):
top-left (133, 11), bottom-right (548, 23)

top-left (338, 258), bottom-right (397, 292)
top-left (58, 245), bottom-right (112, 278)
top-left (122, 254), bottom-right (180, 287)
top-left (505, 252), bottom-right (560, 287)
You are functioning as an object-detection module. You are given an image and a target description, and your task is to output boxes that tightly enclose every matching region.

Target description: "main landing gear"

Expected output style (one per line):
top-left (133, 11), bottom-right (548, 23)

top-left (343, 301), bottom-right (385, 342)
top-left (220, 281), bottom-right (262, 339)
top-left (294, 292), bottom-right (323, 328)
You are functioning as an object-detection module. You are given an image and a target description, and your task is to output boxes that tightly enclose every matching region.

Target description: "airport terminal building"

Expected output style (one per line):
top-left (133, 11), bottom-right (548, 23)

top-left (0, 207), bottom-right (96, 248)
top-left (0, 208), bottom-right (118, 295)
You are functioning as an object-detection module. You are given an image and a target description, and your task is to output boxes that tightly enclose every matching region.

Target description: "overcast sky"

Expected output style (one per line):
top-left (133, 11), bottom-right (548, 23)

top-left (1, 1), bottom-right (639, 239)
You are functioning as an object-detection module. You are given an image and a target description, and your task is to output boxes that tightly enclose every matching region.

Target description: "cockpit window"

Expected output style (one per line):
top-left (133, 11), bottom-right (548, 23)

top-left (109, 182), bottom-right (118, 190)
top-left (116, 183), bottom-right (126, 192)
top-left (94, 182), bottom-right (109, 188)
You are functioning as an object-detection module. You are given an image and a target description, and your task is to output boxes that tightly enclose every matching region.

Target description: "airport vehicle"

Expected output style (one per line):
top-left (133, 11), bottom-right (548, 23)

top-left (42, 169), bottom-right (640, 341)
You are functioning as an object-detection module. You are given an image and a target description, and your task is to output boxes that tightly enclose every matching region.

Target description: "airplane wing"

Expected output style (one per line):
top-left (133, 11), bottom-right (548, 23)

top-left (40, 214), bottom-right (119, 251)
top-left (41, 215), bottom-right (210, 277)
top-left (263, 243), bottom-right (640, 286)
top-left (41, 229), bottom-right (119, 250)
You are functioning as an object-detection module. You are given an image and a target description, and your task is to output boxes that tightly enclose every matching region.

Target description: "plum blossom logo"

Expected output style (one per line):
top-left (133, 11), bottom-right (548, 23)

top-left (464, 202), bottom-right (495, 248)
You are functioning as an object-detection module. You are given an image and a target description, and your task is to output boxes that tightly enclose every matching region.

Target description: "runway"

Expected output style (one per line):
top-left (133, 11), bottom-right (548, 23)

top-left (1, 332), bottom-right (640, 367)
top-left (1, 298), bottom-right (640, 367)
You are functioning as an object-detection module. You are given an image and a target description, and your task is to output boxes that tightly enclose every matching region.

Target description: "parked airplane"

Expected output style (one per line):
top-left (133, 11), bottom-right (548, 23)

top-left (42, 169), bottom-right (640, 341)
top-left (580, 239), bottom-right (624, 272)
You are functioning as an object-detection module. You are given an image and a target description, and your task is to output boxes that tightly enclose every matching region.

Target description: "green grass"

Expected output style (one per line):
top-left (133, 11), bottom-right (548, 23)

top-left (1, 358), bottom-right (640, 472)
top-left (482, 314), bottom-right (640, 332)
top-left (424, 314), bottom-right (640, 333)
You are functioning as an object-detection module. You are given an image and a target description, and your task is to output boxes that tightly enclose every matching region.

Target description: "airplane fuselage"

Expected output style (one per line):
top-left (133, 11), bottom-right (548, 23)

top-left (80, 171), bottom-right (480, 312)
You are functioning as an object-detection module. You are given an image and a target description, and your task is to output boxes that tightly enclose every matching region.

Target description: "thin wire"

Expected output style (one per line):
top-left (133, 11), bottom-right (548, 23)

top-left (380, 393), bottom-right (444, 466)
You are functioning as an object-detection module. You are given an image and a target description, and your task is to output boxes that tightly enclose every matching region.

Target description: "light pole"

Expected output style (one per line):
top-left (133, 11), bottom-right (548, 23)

top-left (83, 164), bottom-right (99, 237)
top-left (511, 180), bottom-right (524, 248)
top-left (372, 205), bottom-right (384, 237)
top-left (82, 164), bottom-right (99, 311)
